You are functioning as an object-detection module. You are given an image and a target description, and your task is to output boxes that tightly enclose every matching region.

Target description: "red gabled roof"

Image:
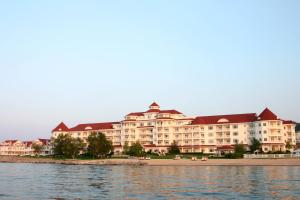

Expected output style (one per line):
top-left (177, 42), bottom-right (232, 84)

top-left (52, 122), bottom-right (69, 132)
top-left (258, 108), bottom-right (278, 120)
top-left (24, 141), bottom-right (33, 147)
top-left (191, 113), bottom-right (257, 125)
top-left (4, 140), bottom-right (17, 144)
top-left (69, 122), bottom-right (114, 131)
top-left (159, 110), bottom-right (182, 114)
top-left (282, 120), bottom-right (296, 124)
top-left (145, 109), bottom-right (160, 113)
top-left (150, 102), bottom-right (159, 107)
top-left (127, 112), bottom-right (144, 116)
top-left (38, 139), bottom-right (51, 145)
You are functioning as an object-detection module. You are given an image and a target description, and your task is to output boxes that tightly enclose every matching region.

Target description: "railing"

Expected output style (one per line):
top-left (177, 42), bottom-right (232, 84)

top-left (244, 154), bottom-right (300, 159)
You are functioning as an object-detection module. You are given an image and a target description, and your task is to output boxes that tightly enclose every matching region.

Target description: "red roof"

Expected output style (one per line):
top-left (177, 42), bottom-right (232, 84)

top-left (24, 141), bottom-right (33, 147)
top-left (282, 120), bottom-right (296, 124)
top-left (191, 113), bottom-right (257, 125)
top-left (216, 145), bottom-right (234, 150)
top-left (127, 112), bottom-right (144, 116)
top-left (150, 102), bottom-right (159, 107)
top-left (145, 109), bottom-right (160, 113)
top-left (4, 140), bottom-right (17, 144)
top-left (159, 110), bottom-right (182, 114)
top-left (69, 122), bottom-right (114, 131)
top-left (52, 122), bottom-right (69, 132)
top-left (38, 139), bottom-right (51, 145)
top-left (258, 108), bottom-right (278, 120)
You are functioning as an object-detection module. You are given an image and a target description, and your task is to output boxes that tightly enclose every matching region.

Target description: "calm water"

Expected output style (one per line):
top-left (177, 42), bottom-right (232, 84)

top-left (0, 164), bottom-right (299, 200)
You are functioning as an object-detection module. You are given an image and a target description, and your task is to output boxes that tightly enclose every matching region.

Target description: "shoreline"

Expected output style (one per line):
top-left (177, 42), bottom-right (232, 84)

top-left (0, 156), bottom-right (300, 166)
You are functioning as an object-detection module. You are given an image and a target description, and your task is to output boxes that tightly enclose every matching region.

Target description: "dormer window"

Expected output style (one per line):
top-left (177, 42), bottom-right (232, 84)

top-left (85, 126), bottom-right (92, 130)
top-left (217, 118), bottom-right (229, 123)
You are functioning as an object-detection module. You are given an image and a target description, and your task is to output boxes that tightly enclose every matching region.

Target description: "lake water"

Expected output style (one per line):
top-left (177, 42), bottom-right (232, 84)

top-left (0, 163), bottom-right (299, 200)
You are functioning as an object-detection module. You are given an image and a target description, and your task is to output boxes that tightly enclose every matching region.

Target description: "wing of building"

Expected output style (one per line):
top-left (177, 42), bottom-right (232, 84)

top-left (51, 102), bottom-right (297, 154)
top-left (0, 139), bottom-right (52, 156)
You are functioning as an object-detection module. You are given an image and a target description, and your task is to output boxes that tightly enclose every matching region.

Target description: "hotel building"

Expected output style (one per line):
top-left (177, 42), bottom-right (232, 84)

top-left (52, 102), bottom-right (297, 154)
top-left (0, 139), bottom-right (52, 156)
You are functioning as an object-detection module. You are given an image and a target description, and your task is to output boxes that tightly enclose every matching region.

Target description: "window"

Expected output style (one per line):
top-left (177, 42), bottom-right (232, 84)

top-left (264, 138), bottom-right (267, 141)
top-left (233, 125), bottom-right (238, 129)
top-left (208, 126), bottom-right (213, 130)
top-left (233, 139), bottom-right (238, 144)
top-left (233, 132), bottom-right (238, 136)
top-left (263, 123), bottom-right (267, 126)
top-left (264, 130), bottom-right (267, 134)
top-left (208, 133), bottom-right (213, 137)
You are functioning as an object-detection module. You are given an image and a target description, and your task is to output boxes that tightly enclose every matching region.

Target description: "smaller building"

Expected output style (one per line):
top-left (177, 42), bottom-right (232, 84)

top-left (296, 123), bottom-right (300, 148)
top-left (0, 139), bottom-right (52, 156)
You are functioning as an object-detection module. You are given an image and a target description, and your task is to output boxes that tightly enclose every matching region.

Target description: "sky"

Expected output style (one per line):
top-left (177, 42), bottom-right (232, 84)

top-left (0, 1), bottom-right (299, 141)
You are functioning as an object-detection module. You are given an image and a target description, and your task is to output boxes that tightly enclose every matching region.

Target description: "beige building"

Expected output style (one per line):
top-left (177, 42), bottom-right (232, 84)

top-left (0, 139), bottom-right (52, 156)
top-left (52, 102), bottom-right (297, 154)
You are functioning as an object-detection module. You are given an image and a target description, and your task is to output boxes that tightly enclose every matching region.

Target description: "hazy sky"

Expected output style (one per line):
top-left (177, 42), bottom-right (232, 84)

top-left (0, 1), bottom-right (299, 141)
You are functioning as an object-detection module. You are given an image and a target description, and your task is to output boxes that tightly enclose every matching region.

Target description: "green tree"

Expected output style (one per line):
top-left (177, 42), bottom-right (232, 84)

top-left (234, 143), bottom-right (246, 154)
top-left (285, 141), bottom-right (292, 152)
top-left (87, 132), bottom-right (113, 158)
top-left (123, 141), bottom-right (129, 155)
top-left (249, 138), bottom-right (261, 153)
top-left (32, 143), bottom-right (43, 155)
top-left (53, 134), bottom-right (84, 158)
top-left (52, 134), bottom-right (69, 155)
top-left (232, 143), bottom-right (246, 158)
top-left (128, 141), bottom-right (144, 157)
top-left (168, 141), bottom-right (180, 154)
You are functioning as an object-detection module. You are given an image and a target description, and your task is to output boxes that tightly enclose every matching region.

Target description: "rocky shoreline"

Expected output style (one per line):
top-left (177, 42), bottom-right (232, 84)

top-left (0, 156), bottom-right (300, 166)
top-left (0, 156), bottom-right (147, 166)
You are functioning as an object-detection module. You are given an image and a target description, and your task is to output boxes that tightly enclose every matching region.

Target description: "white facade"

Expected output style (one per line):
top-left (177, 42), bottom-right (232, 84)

top-left (52, 103), bottom-right (297, 154)
top-left (0, 139), bottom-right (52, 156)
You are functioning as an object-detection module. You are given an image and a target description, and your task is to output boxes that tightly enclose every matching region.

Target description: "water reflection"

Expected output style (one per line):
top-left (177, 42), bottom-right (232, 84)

top-left (0, 164), bottom-right (299, 199)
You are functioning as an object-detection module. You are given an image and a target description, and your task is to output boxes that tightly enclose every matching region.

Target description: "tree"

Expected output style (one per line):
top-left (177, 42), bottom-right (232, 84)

top-left (53, 134), bottom-right (68, 155)
top-left (123, 141), bottom-right (129, 155)
top-left (168, 141), bottom-right (180, 154)
top-left (62, 137), bottom-right (85, 159)
top-left (87, 132), bottom-right (113, 158)
top-left (231, 143), bottom-right (246, 158)
top-left (249, 138), bottom-right (261, 153)
top-left (286, 141), bottom-right (292, 152)
top-left (32, 143), bottom-right (43, 155)
top-left (127, 141), bottom-right (144, 157)
top-left (234, 143), bottom-right (246, 154)
top-left (52, 134), bottom-right (85, 158)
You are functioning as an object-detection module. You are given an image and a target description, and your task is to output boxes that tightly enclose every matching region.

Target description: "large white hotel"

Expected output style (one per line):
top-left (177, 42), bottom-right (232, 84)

top-left (52, 102), bottom-right (297, 154)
